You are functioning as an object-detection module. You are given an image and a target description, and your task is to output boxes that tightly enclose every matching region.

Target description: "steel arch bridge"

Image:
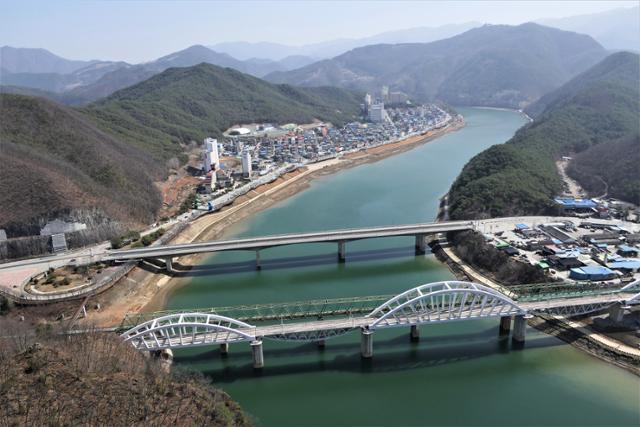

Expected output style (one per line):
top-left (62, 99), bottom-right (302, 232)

top-left (121, 280), bottom-right (640, 351)
top-left (366, 281), bottom-right (526, 329)
top-left (122, 313), bottom-right (255, 351)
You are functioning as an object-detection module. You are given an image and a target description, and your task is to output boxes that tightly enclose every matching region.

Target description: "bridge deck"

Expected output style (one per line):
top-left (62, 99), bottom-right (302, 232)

top-left (106, 221), bottom-right (474, 261)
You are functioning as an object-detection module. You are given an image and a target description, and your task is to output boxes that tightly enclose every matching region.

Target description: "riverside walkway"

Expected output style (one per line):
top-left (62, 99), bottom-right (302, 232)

top-left (121, 280), bottom-right (640, 368)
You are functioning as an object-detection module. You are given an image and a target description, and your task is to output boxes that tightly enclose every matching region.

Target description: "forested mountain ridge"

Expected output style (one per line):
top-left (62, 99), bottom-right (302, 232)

top-left (84, 62), bottom-right (362, 161)
top-left (448, 51), bottom-right (640, 219)
top-left (266, 23), bottom-right (608, 109)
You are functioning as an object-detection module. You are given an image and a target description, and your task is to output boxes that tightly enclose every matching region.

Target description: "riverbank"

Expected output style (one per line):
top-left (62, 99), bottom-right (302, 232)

top-left (80, 117), bottom-right (466, 327)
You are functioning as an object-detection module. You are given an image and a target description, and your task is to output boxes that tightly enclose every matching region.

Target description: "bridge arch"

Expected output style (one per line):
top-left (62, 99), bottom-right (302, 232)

top-left (121, 313), bottom-right (256, 350)
top-left (366, 281), bottom-right (527, 329)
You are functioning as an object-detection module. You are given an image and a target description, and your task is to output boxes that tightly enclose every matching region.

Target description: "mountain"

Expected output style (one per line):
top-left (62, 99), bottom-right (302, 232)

top-left (539, 6), bottom-right (640, 51)
top-left (0, 94), bottom-right (163, 231)
top-left (448, 51), bottom-right (640, 219)
top-left (266, 23), bottom-right (608, 109)
top-left (0, 46), bottom-right (97, 74)
top-left (83, 63), bottom-right (362, 161)
top-left (210, 22), bottom-right (481, 60)
top-left (26, 45), bottom-right (319, 104)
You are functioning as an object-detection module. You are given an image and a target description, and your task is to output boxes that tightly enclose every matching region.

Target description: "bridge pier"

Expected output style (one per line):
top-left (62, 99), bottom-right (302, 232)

top-left (220, 343), bottom-right (229, 356)
top-left (415, 234), bottom-right (427, 254)
top-left (608, 303), bottom-right (625, 323)
top-left (317, 339), bottom-right (326, 349)
top-left (512, 315), bottom-right (526, 343)
top-left (338, 241), bottom-right (346, 262)
top-left (410, 325), bottom-right (420, 342)
top-left (499, 316), bottom-right (512, 335)
top-left (164, 257), bottom-right (174, 273)
top-left (255, 250), bottom-right (261, 270)
top-left (251, 340), bottom-right (264, 369)
top-left (361, 328), bottom-right (373, 358)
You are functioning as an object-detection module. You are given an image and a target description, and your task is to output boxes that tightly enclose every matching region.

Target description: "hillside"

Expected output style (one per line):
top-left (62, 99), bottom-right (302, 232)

top-left (0, 326), bottom-right (250, 426)
top-left (84, 63), bottom-right (362, 160)
top-left (266, 23), bottom-right (607, 108)
top-left (0, 94), bottom-right (162, 233)
top-left (448, 52), bottom-right (640, 219)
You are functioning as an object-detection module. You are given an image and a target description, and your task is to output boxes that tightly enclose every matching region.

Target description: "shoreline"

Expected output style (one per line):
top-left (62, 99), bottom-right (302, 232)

top-left (84, 117), bottom-right (466, 327)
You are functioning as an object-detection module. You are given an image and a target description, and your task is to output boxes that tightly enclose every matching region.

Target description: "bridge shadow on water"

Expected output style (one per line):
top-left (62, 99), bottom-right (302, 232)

top-left (173, 325), bottom-right (564, 383)
top-left (140, 246), bottom-right (426, 277)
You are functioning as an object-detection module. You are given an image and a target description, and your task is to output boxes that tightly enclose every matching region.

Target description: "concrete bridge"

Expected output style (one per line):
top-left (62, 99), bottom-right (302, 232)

top-left (121, 280), bottom-right (640, 368)
top-left (105, 221), bottom-right (474, 271)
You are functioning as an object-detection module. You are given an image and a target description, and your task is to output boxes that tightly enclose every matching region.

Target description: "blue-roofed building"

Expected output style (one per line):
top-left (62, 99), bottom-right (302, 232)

top-left (608, 259), bottom-right (640, 272)
top-left (617, 245), bottom-right (640, 257)
top-left (555, 197), bottom-right (598, 211)
top-left (569, 266), bottom-right (617, 281)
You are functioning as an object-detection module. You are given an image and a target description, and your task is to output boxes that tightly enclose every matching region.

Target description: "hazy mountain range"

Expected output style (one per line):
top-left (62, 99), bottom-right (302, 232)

top-left (266, 23), bottom-right (608, 108)
top-left (537, 6), bottom-right (639, 51)
top-left (0, 45), bottom-right (317, 104)
top-left (209, 22), bottom-right (482, 60)
top-left (1, 6), bottom-right (636, 106)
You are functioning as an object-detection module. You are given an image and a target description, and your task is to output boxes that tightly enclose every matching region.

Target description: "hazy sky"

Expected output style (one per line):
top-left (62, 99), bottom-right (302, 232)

top-left (1, 0), bottom-right (636, 63)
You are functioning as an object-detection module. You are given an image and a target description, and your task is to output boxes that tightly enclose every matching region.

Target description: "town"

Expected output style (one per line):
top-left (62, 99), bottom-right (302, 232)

top-left (196, 93), bottom-right (452, 208)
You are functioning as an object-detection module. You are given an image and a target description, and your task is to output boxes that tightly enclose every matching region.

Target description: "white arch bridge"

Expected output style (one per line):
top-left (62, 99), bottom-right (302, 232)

top-left (121, 280), bottom-right (640, 368)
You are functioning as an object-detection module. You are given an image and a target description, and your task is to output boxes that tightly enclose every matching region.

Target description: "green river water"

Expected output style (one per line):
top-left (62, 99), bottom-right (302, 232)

top-left (166, 108), bottom-right (639, 426)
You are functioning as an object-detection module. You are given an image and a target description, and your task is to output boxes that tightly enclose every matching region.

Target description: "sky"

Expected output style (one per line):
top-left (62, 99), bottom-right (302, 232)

top-left (1, 0), bottom-right (637, 63)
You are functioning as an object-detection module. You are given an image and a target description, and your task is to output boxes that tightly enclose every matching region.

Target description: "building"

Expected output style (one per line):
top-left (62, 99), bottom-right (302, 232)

top-left (555, 197), bottom-right (598, 211)
top-left (381, 85), bottom-right (389, 102)
top-left (569, 265), bottom-right (617, 281)
top-left (369, 102), bottom-right (387, 123)
top-left (242, 149), bottom-right (252, 178)
top-left (388, 91), bottom-right (409, 104)
top-left (40, 219), bottom-right (87, 236)
top-left (203, 137), bottom-right (220, 172)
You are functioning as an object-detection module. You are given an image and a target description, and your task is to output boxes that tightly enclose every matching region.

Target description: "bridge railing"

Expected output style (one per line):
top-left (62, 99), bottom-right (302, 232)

top-left (119, 294), bottom-right (391, 331)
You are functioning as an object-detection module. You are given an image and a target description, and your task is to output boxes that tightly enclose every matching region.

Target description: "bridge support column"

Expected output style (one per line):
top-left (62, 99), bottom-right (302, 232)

top-left (361, 328), bottom-right (373, 359)
top-left (255, 250), bottom-right (261, 270)
top-left (608, 303), bottom-right (625, 323)
top-left (251, 340), bottom-right (264, 369)
top-left (338, 241), bottom-right (346, 263)
top-left (410, 325), bottom-right (420, 342)
top-left (415, 234), bottom-right (427, 254)
top-left (512, 315), bottom-right (526, 343)
top-left (220, 343), bottom-right (229, 356)
top-left (317, 339), bottom-right (326, 349)
top-left (164, 257), bottom-right (174, 273)
top-left (499, 316), bottom-right (512, 335)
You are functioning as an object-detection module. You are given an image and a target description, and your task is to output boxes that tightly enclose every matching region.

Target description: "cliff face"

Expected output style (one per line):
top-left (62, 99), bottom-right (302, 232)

top-left (0, 326), bottom-right (252, 426)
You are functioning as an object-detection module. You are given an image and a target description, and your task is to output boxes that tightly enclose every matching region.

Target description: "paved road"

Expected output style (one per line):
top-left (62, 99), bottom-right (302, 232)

top-left (105, 221), bottom-right (474, 261)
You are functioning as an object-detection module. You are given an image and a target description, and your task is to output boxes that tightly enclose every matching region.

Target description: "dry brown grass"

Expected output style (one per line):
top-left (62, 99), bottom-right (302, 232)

top-left (0, 319), bottom-right (252, 426)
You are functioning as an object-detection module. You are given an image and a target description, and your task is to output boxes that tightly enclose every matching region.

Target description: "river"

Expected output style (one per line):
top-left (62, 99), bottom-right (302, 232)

top-left (166, 108), bottom-right (639, 426)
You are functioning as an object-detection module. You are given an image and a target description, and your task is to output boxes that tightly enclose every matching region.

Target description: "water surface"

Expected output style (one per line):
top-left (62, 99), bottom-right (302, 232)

top-left (168, 108), bottom-right (639, 426)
